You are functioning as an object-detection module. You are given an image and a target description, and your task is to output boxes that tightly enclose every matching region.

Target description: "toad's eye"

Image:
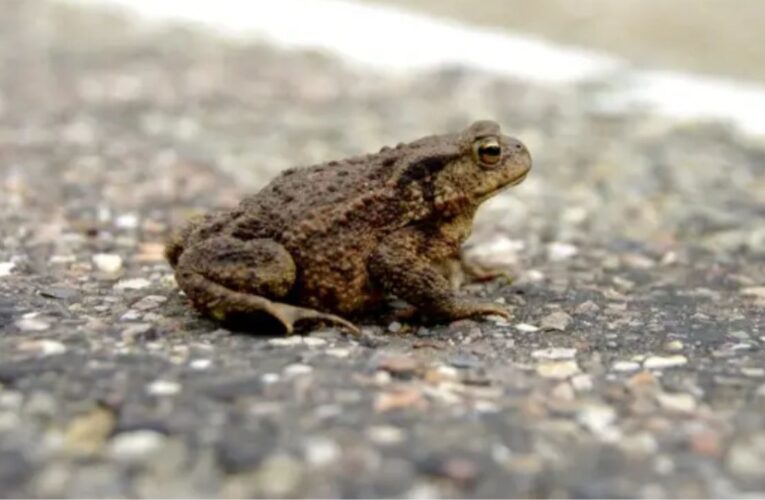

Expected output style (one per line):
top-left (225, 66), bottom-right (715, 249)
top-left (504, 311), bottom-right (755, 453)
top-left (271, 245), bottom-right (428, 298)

top-left (474, 138), bottom-right (502, 166)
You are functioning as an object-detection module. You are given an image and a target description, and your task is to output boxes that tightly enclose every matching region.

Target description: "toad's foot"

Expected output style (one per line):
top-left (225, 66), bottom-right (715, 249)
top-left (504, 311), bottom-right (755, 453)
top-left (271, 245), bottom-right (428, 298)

top-left (455, 300), bottom-right (512, 320)
top-left (175, 267), bottom-right (360, 336)
top-left (263, 302), bottom-right (361, 336)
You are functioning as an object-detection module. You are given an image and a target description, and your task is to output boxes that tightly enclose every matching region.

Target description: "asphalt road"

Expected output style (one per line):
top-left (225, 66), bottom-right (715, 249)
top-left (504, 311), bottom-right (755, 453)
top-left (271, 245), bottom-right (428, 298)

top-left (1, 2), bottom-right (764, 498)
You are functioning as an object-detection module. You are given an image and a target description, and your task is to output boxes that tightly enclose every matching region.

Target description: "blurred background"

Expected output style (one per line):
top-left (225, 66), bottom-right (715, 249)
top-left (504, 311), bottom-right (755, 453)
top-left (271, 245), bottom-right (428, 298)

top-left (370, 0), bottom-right (765, 83)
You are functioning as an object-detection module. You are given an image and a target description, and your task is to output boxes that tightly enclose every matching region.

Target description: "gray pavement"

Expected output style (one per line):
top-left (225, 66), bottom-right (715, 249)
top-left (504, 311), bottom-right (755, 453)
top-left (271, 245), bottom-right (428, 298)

top-left (1, 2), bottom-right (765, 498)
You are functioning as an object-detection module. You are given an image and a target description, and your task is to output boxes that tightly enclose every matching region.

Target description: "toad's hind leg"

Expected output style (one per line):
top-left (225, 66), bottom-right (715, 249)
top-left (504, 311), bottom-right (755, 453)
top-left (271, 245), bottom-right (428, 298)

top-left (173, 236), bottom-right (359, 335)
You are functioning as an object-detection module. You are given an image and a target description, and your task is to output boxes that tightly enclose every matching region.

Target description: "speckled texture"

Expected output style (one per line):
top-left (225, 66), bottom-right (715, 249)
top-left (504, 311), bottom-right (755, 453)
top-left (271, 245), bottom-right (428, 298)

top-left (168, 121), bottom-right (529, 332)
top-left (1, 2), bottom-right (765, 498)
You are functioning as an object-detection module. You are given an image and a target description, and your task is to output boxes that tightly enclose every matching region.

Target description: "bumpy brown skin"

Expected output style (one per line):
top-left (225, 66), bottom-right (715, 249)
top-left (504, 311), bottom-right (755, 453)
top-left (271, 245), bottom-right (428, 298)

top-left (166, 121), bottom-right (532, 334)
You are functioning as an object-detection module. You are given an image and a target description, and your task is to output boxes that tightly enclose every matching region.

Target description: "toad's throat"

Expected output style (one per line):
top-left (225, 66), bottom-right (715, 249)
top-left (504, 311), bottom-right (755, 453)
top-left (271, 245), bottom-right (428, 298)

top-left (475, 171), bottom-right (529, 200)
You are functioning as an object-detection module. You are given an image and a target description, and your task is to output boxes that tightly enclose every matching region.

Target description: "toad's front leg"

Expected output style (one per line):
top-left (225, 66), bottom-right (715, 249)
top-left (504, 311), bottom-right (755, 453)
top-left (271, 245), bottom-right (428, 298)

top-left (171, 236), bottom-right (359, 335)
top-left (368, 228), bottom-right (510, 322)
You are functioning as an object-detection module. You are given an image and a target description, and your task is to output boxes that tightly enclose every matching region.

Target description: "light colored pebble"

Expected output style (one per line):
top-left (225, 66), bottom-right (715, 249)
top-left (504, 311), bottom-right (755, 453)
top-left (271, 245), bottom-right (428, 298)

top-left (303, 437), bottom-right (341, 466)
top-left (571, 374), bottom-right (594, 392)
top-left (741, 286), bottom-right (765, 298)
top-left (551, 382), bottom-right (575, 401)
top-left (741, 367), bottom-right (765, 377)
top-left (727, 436), bottom-right (765, 478)
top-left (612, 360), bottom-right (641, 372)
top-left (93, 253), bottom-right (123, 273)
top-left (326, 348), bottom-right (350, 358)
top-left (146, 380), bottom-right (181, 396)
top-left (189, 359), bottom-right (211, 370)
top-left (0, 262), bottom-right (15, 277)
top-left (540, 311), bottom-right (573, 331)
top-left (114, 278), bottom-right (151, 290)
top-left (366, 425), bottom-right (405, 445)
top-left (536, 360), bottom-right (580, 379)
top-left (131, 295), bottom-right (167, 311)
top-left (115, 213), bottom-right (139, 229)
top-left (575, 300), bottom-right (600, 314)
top-left (120, 323), bottom-right (153, 343)
top-left (547, 242), bottom-right (578, 261)
top-left (577, 404), bottom-right (617, 436)
top-left (515, 323), bottom-right (539, 333)
top-left (302, 337), bottom-right (327, 347)
top-left (18, 339), bottom-right (65, 356)
top-left (15, 317), bottom-right (51, 332)
top-left (663, 340), bottom-right (684, 352)
top-left (108, 431), bottom-right (165, 461)
top-left (49, 255), bottom-right (76, 264)
top-left (268, 337), bottom-right (303, 347)
top-left (120, 310), bottom-right (142, 321)
top-left (644, 355), bottom-right (688, 369)
top-left (388, 321), bottom-right (403, 333)
top-left (261, 373), bottom-right (280, 384)
top-left (656, 392), bottom-right (697, 413)
top-left (532, 347), bottom-right (577, 360)
top-left (283, 363), bottom-right (313, 376)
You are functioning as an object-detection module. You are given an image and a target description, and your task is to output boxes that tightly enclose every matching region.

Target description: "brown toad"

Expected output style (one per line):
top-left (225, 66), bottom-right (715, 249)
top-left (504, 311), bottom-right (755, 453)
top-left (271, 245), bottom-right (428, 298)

top-left (166, 120), bottom-right (531, 334)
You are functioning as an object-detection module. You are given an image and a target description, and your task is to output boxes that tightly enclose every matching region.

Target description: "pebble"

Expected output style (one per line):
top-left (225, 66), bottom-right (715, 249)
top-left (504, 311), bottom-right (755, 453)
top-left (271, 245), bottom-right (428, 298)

top-left (251, 454), bottom-right (303, 497)
top-left (726, 436), bottom-right (765, 478)
top-left (655, 392), bottom-right (697, 413)
top-left (114, 278), bottom-right (151, 290)
top-left (740, 286), bottom-right (765, 298)
top-left (147, 380), bottom-right (181, 396)
top-left (575, 300), bottom-right (600, 314)
top-left (515, 323), bottom-right (539, 333)
top-left (0, 262), bottom-right (15, 277)
top-left (540, 311), bottom-right (572, 331)
top-left (261, 373), bottom-right (280, 384)
top-left (532, 347), bottom-right (577, 360)
top-left (551, 382), bottom-right (575, 400)
top-left (536, 360), bottom-right (580, 379)
top-left (268, 337), bottom-right (303, 347)
top-left (131, 295), bottom-right (167, 311)
top-left (302, 337), bottom-right (327, 347)
top-left (115, 213), bottom-right (139, 229)
top-left (741, 367), bottom-right (765, 377)
top-left (571, 374), bottom-right (594, 392)
top-left (93, 253), bottom-right (123, 273)
top-left (388, 321), bottom-right (403, 333)
top-left (303, 437), bottom-right (341, 466)
top-left (283, 363), bottom-right (313, 376)
top-left (17, 339), bottom-right (66, 356)
top-left (612, 360), bottom-right (641, 372)
top-left (577, 404), bottom-right (617, 436)
top-left (662, 340), bottom-right (684, 352)
top-left (366, 425), bottom-right (405, 445)
top-left (325, 348), bottom-right (350, 358)
top-left (189, 359), bottom-right (212, 370)
top-left (643, 355), bottom-right (688, 369)
top-left (376, 354), bottom-right (422, 376)
top-left (63, 406), bottom-right (116, 456)
top-left (15, 317), bottom-right (51, 332)
top-left (108, 431), bottom-right (166, 461)
top-left (547, 242), bottom-right (578, 261)
top-left (120, 310), bottom-right (142, 321)
top-left (374, 388), bottom-right (427, 412)
top-left (120, 323), bottom-right (154, 343)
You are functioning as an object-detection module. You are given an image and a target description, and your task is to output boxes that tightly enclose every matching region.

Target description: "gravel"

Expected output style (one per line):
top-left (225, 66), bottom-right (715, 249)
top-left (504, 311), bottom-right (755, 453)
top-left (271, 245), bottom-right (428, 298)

top-left (0, 1), bottom-right (764, 498)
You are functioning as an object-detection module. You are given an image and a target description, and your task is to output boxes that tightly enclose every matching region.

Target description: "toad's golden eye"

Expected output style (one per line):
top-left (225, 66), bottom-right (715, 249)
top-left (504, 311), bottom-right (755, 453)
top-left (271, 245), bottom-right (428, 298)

top-left (474, 138), bottom-right (502, 166)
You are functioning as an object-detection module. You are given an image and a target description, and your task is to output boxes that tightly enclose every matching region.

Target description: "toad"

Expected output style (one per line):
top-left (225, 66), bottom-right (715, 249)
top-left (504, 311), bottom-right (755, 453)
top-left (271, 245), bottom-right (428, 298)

top-left (166, 121), bottom-right (531, 334)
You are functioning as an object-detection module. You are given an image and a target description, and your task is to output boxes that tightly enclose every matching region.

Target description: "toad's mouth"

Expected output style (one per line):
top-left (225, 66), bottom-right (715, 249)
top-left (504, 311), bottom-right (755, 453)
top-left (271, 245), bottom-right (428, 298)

top-left (476, 171), bottom-right (529, 199)
top-left (507, 171), bottom-right (529, 187)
